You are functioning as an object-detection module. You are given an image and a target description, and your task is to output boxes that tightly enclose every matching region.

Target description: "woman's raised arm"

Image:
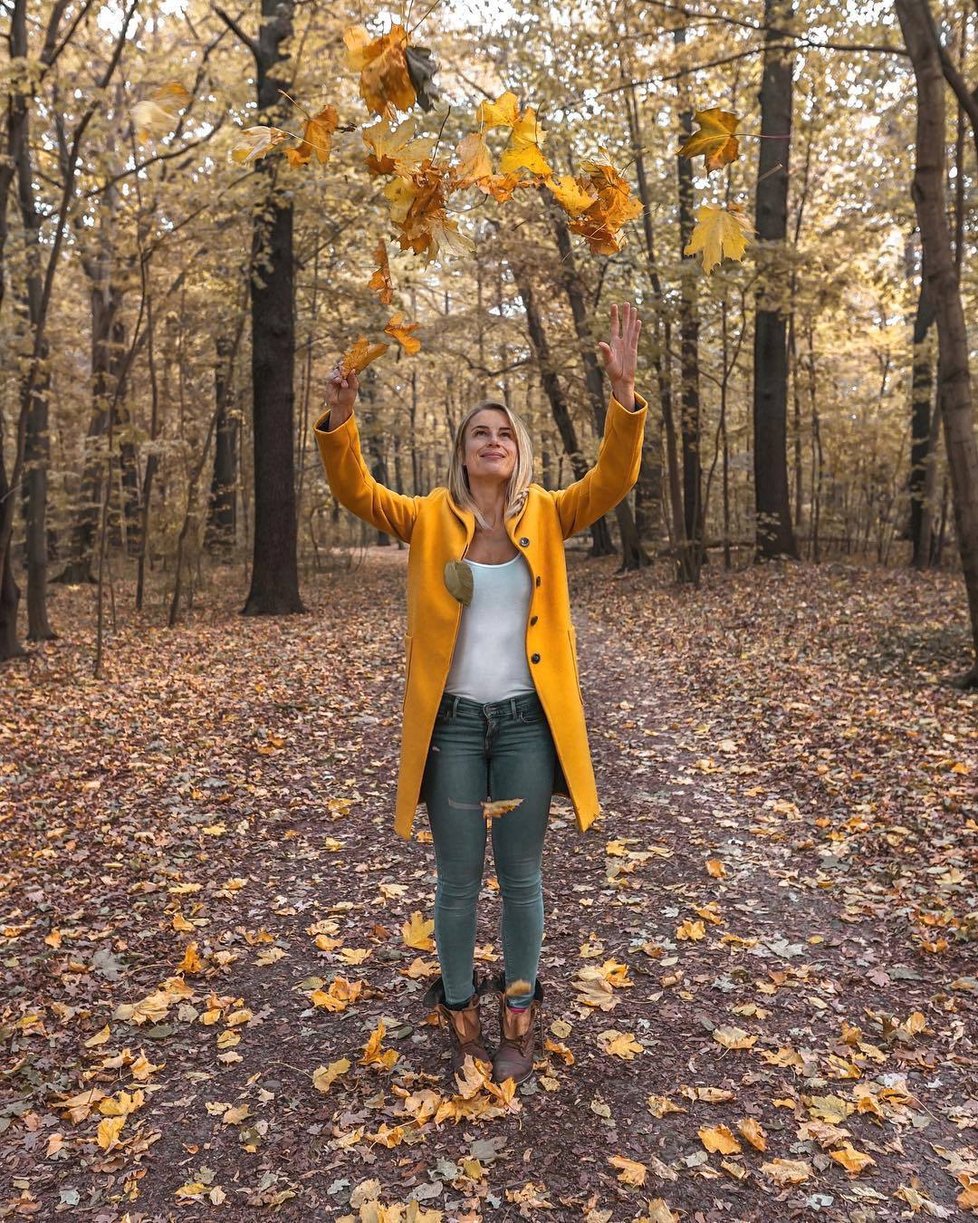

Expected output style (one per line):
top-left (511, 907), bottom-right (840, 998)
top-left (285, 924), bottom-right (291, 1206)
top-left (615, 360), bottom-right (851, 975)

top-left (313, 367), bottom-right (421, 544)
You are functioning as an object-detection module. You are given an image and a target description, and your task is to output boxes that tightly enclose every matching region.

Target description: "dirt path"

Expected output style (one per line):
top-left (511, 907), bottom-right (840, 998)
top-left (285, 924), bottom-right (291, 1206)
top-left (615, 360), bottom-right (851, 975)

top-left (1, 552), bottom-right (975, 1221)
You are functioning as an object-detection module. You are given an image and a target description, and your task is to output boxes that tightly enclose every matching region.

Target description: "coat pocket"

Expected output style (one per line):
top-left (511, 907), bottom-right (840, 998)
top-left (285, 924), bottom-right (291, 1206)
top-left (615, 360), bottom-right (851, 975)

top-left (568, 627), bottom-right (582, 697)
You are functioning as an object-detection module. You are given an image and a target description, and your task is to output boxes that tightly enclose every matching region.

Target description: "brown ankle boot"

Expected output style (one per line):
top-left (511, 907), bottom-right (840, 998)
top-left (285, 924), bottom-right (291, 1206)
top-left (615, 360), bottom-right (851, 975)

top-left (422, 973), bottom-right (492, 1077)
top-left (491, 973), bottom-right (544, 1085)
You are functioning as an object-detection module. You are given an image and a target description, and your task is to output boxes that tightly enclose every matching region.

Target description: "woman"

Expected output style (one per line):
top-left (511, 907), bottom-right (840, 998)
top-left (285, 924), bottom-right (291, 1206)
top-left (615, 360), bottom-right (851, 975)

top-left (315, 302), bottom-right (646, 1086)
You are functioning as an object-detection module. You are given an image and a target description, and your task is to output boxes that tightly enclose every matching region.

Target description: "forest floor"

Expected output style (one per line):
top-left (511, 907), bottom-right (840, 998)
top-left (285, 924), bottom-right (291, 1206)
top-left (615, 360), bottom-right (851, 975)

top-left (1, 550), bottom-right (976, 1223)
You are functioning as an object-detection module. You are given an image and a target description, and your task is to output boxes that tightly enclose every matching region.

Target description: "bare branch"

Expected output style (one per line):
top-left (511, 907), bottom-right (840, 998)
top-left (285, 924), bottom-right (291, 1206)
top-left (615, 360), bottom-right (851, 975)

top-left (213, 3), bottom-right (260, 63)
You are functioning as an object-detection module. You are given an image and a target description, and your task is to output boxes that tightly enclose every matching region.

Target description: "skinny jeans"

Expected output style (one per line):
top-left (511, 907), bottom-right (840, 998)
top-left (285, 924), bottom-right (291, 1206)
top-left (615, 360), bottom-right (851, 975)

top-left (421, 690), bottom-right (556, 1008)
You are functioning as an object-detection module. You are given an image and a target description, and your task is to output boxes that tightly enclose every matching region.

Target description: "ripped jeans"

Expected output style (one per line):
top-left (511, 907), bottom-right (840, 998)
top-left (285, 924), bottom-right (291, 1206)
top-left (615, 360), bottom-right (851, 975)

top-left (421, 690), bottom-right (556, 1007)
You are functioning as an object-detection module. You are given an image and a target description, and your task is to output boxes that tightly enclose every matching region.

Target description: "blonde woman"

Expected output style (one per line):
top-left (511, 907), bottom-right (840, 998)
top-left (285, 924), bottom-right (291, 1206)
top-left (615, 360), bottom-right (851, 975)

top-left (315, 303), bottom-right (645, 1085)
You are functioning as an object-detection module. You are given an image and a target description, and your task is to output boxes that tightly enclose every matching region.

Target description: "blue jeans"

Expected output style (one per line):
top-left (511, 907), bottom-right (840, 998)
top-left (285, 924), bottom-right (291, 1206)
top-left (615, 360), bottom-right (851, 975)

top-left (421, 690), bottom-right (556, 1007)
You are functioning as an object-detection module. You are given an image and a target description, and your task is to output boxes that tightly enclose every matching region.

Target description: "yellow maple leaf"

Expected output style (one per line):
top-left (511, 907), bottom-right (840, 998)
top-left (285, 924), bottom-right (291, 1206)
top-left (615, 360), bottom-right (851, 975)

top-left (476, 90), bottom-right (521, 129)
top-left (360, 1021), bottom-right (398, 1069)
top-left (384, 312), bottom-right (422, 355)
top-left (678, 107), bottom-right (740, 171)
top-left (340, 336), bottom-right (389, 377)
top-left (229, 125), bottom-right (289, 165)
top-left (684, 204), bottom-right (753, 273)
top-left (312, 1059), bottom-right (351, 1093)
top-left (402, 910), bottom-right (435, 951)
top-left (96, 1114), bottom-right (125, 1151)
top-left (676, 918), bottom-right (706, 941)
top-left (284, 104), bottom-right (339, 168)
top-left (546, 174), bottom-right (598, 218)
top-left (699, 1124), bottom-right (742, 1155)
top-left (499, 106), bottom-right (551, 177)
top-left (608, 1154), bottom-right (647, 1186)
top-left (455, 131), bottom-right (493, 186)
top-left (599, 1030), bottom-right (644, 1060)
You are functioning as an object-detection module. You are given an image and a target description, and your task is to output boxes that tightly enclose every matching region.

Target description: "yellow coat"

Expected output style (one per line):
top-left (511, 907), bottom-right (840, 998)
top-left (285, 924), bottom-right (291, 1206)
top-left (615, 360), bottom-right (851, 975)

top-left (314, 392), bottom-right (649, 841)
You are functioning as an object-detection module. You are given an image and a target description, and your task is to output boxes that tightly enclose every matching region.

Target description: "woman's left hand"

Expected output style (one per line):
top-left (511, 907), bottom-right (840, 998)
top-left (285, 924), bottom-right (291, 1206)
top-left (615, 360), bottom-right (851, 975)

top-left (597, 302), bottom-right (641, 408)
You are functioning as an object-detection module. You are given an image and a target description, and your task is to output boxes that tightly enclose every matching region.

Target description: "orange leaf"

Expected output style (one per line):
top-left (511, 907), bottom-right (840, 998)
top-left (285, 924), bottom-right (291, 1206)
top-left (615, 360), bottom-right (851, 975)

top-left (345, 24), bottom-right (415, 119)
top-left (340, 337), bottom-right (389, 376)
top-left (284, 104), bottom-right (338, 167)
top-left (368, 241), bottom-right (394, 305)
top-left (699, 1124), bottom-right (742, 1155)
top-left (483, 798), bottom-right (523, 822)
top-left (678, 108), bottom-right (740, 172)
top-left (384, 312), bottom-right (421, 356)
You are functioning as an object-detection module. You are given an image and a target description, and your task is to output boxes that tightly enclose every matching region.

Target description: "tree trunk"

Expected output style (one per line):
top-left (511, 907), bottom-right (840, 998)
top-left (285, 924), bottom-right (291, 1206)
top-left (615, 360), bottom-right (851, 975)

top-left (512, 262), bottom-right (614, 556)
top-left (896, 0), bottom-right (978, 685)
top-left (549, 208), bottom-right (649, 570)
top-left (241, 0), bottom-right (304, 616)
top-left (909, 278), bottom-right (937, 564)
top-left (676, 93), bottom-right (704, 577)
top-left (752, 0), bottom-right (799, 560)
top-left (206, 333), bottom-right (240, 555)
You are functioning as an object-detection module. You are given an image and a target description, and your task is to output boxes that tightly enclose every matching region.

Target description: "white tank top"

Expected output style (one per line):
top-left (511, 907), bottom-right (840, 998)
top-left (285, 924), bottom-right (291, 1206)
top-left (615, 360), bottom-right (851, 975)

top-left (443, 555), bottom-right (536, 702)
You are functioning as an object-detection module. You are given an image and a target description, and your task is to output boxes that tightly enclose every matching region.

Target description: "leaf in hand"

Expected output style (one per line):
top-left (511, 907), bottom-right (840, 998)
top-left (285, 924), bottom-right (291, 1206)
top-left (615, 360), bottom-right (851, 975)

top-left (678, 108), bottom-right (740, 172)
top-left (340, 337), bottom-right (389, 376)
top-left (285, 104), bottom-right (339, 167)
top-left (384, 313), bottom-right (421, 355)
top-left (684, 204), bottom-right (753, 272)
top-left (132, 82), bottom-right (191, 143)
top-left (369, 241), bottom-right (394, 305)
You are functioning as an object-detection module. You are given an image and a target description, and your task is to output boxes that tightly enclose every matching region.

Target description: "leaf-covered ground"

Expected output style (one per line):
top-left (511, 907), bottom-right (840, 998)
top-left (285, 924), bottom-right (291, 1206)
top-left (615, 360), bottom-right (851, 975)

top-left (1, 552), bottom-right (976, 1222)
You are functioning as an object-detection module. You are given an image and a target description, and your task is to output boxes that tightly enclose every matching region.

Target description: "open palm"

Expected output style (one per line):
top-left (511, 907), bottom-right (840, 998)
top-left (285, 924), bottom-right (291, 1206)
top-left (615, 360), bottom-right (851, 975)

top-left (597, 302), bottom-right (641, 404)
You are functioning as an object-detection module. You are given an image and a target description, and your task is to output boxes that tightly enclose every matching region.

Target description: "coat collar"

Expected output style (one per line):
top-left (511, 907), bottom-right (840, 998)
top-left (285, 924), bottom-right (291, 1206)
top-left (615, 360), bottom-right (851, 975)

top-left (447, 489), bottom-right (531, 542)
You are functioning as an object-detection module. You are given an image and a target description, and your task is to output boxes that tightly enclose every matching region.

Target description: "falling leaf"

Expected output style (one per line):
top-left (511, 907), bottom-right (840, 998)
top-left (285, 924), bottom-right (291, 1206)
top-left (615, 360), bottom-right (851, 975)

top-left (230, 125), bottom-right (290, 165)
top-left (482, 798), bottom-right (523, 822)
top-left (498, 106), bottom-right (551, 177)
top-left (132, 81), bottom-right (191, 143)
top-left (284, 104), bottom-right (339, 168)
top-left (455, 131), bottom-right (493, 186)
top-left (362, 117), bottom-right (435, 177)
top-left (368, 241), bottom-right (393, 305)
top-left (340, 337), bottom-right (389, 376)
top-left (546, 174), bottom-right (598, 218)
top-left (684, 204), bottom-right (753, 273)
top-left (312, 1056), bottom-right (352, 1095)
top-left (678, 107), bottom-right (740, 171)
top-left (476, 90), bottom-right (522, 129)
top-left (384, 312), bottom-right (422, 355)
top-left (568, 159), bottom-right (643, 255)
top-left (345, 24), bottom-right (416, 118)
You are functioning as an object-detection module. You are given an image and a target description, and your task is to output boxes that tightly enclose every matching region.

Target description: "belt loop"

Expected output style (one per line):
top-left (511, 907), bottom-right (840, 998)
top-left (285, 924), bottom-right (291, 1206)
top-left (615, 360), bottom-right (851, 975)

top-left (451, 695), bottom-right (460, 718)
top-left (510, 697), bottom-right (518, 718)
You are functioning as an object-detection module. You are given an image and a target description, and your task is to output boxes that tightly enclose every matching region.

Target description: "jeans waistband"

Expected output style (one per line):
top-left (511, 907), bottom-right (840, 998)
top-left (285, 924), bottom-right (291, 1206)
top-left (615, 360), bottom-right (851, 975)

top-left (437, 690), bottom-right (541, 719)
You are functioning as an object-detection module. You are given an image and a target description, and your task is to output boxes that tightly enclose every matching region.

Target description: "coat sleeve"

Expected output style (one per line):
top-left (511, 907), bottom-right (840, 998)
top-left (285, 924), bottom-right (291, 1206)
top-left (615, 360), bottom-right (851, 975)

top-left (313, 408), bottom-right (422, 544)
top-left (549, 392), bottom-right (649, 539)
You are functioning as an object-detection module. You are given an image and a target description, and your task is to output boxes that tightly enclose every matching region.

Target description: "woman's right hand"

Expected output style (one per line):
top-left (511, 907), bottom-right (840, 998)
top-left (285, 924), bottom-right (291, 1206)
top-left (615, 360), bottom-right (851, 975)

top-left (324, 365), bottom-right (359, 426)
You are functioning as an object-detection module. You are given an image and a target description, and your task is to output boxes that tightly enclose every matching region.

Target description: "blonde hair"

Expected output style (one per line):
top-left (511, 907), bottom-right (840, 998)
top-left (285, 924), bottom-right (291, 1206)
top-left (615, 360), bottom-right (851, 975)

top-left (447, 400), bottom-right (534, 528)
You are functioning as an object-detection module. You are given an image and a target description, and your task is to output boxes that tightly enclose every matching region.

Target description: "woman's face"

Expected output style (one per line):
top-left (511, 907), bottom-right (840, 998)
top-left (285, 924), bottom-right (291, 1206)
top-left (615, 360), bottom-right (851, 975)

top-left (462, 408), bottom-right (517, 485)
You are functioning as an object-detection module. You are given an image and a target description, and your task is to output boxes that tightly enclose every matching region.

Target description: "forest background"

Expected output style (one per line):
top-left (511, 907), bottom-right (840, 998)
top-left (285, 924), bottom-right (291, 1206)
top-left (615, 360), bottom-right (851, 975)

top-left (1, 0), bottom-right (977, 681)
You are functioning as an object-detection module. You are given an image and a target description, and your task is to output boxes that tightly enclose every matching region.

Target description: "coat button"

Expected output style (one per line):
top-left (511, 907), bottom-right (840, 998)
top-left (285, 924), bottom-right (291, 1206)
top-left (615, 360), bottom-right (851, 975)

top-left (531, 653), bottom-right (541, 663)
top-left (535, 576), bottom-right (541, 587)
top-left (519, 536), bottom-right (530, 547)
top-left (530, 615), bottom-right (538, 625)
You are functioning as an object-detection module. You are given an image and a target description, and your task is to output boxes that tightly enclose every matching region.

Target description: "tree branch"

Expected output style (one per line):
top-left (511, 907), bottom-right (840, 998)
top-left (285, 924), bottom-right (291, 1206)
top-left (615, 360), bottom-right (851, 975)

top-left (212, 3), bottom-right (260, 64)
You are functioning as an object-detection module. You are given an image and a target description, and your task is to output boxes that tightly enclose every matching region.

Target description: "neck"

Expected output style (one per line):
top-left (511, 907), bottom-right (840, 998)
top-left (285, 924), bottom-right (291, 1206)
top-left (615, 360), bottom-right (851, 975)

top-left (466, 474), bottom-right (508, 527)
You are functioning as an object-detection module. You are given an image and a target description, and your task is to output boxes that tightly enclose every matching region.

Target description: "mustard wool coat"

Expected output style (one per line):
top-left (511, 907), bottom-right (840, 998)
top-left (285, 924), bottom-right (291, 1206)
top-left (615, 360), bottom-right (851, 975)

top-left (314, 391), bottom-right (649, 841)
